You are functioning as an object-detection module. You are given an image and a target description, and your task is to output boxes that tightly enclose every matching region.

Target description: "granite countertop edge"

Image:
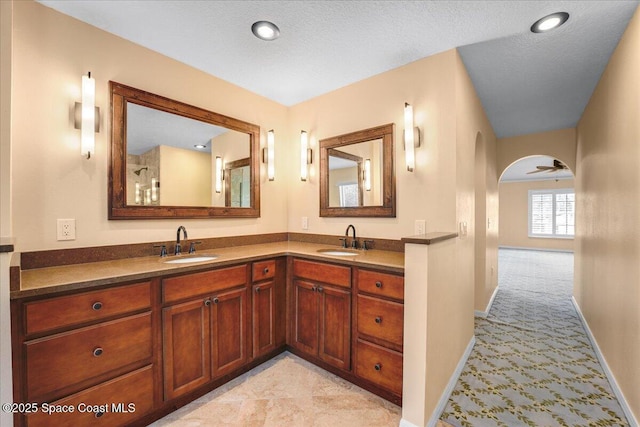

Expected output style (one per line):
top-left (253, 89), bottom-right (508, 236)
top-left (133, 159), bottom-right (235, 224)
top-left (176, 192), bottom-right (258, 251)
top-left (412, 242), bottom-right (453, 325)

top-left (12, 241), bottom-right (405, 299)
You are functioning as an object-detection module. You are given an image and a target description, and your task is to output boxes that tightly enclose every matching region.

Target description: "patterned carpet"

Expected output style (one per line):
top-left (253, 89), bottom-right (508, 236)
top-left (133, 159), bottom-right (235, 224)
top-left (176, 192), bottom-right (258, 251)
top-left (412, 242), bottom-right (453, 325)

top-left (440, 249), bottom-right (629, 427)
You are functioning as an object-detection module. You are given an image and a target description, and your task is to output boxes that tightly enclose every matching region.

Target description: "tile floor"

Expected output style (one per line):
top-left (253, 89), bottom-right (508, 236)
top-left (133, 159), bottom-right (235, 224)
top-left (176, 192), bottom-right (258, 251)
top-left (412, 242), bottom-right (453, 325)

top-left (150, 352), bottom-right (404, 427)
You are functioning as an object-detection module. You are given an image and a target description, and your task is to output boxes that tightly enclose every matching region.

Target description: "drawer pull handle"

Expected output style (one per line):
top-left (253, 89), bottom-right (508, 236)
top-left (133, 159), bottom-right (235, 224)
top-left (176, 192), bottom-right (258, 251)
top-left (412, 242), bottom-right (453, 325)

top-left (374, 363), bottom-right (382, 371)
top-left (213, 297), bottom-right (219, 304)
top-left (92, 301), bottom-right (103, 311)
top-left (375, 316), bottom-right (382, 324)
top-left (95, 411), bottom-right (105, 418)
top-left (93, 347), bottom-right (104, 357)
top-left (375, 281), bottom-right (383, 288)
top-left (204, 299), bottom-right (212, 306)
top-left (263, 267), bottom-right (270, 274)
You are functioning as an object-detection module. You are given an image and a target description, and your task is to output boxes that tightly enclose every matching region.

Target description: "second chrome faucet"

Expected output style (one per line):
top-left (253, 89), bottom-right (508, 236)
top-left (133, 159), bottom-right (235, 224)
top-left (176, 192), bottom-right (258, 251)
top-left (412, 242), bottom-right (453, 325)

top-left (175, 226), bottom-right (188, 255)
top-left (344, 224), bottom-right (357, 249)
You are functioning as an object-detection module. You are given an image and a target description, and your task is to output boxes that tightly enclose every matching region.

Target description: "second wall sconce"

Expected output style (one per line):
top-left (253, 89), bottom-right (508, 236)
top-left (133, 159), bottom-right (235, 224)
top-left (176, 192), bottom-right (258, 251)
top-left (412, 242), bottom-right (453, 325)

top-left (403, 102), bottom-right (421, 172)
top-left (74, 72), bottom-right (100, 159)
top-left (300, 130), bottom-right (312, 181)
top-left (263, 129), bottom-right (275, 181)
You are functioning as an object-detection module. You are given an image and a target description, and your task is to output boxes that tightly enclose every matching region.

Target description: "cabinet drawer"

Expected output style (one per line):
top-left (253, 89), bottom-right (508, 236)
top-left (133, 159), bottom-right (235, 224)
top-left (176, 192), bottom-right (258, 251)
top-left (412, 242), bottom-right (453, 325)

top-left (26, 365), bottom-right (154, 427)
top-left (357, 269), bottom-right (404, 300)
top-left (25, 312), bottom-right (152, 401)
top-left (357, 295), bottom-right (403, 348)
top-left (252, 260), bottom-right (275, 282)
top-left (24, 282), bottom-right (151, 336)
top-left (292, 259), bottom-right (351, 288)
top-left (163, 264), bottom-right (247, 303)
top-left (355, 339), bottom-right (403, 395)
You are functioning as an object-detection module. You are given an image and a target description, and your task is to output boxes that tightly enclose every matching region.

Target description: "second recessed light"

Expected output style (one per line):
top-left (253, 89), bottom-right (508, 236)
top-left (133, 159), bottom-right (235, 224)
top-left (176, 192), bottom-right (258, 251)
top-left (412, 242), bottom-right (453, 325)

top-left (252, 21), bottom-right (280, 41)
top-left (531, 12), bottom-right (569, 33)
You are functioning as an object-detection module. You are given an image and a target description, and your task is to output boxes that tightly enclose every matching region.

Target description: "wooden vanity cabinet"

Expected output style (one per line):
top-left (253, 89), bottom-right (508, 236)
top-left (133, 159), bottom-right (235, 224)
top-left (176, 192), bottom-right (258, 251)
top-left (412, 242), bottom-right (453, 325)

top-left (290, 259), bottom-right (352, 371)
top-left (251, 258), bottom-right (286, 359)
top-left (161, 264), bottom-right (249, 401)
top-left (353, 268), bottom-right (405, 399)
top-left (12, 281), bottom-right (155, 427)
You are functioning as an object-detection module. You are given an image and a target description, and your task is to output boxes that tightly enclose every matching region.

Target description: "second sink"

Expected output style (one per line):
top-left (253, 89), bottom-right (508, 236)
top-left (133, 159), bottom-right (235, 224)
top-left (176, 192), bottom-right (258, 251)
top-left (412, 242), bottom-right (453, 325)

top-left (163, 256), bottom-right (218, 264)
top-left (316, 249), bottom-right (360, 256)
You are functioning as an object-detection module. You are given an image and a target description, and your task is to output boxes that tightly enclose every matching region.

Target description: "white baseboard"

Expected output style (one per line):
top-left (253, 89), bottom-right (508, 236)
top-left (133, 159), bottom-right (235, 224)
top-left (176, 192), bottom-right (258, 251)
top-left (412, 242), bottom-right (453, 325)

top-left (425, 335), bottom-right (476, 427)
top-left (475, 286), bottom-right (499, 318)
top-left (571, 297), bottom-right (638, 427)
top-left (399, 419), bottom-right (419, 427)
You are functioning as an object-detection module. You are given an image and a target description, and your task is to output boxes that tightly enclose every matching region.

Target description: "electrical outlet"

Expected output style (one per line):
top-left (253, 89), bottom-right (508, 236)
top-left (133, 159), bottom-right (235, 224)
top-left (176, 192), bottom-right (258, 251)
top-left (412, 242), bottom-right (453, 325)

top-left (301, 216), bottom-right (309, 230)
top-left (57, 219), bottom-right (76, 241)
top-left (414, 219), bottom-right (426, 235)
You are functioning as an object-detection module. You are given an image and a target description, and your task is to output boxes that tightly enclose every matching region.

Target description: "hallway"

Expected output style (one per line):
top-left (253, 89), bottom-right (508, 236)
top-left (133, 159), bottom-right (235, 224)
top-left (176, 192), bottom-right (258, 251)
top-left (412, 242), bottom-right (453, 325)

top-left (440, 249), bottom-right (629, 426)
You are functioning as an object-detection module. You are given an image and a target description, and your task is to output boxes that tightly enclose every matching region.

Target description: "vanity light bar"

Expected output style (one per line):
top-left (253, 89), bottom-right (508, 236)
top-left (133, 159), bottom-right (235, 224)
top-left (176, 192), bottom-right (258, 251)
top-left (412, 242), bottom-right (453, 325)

top-left (403, 102), bottom-right (421, 172)
top-left (215, 156), bottom-right (223, 193)
top-left (300, 130), bottom-right (311, 181)
top-left (363, 159), bottom-right (371, 191)
top-left (267, 130), bottom-right (275, 181)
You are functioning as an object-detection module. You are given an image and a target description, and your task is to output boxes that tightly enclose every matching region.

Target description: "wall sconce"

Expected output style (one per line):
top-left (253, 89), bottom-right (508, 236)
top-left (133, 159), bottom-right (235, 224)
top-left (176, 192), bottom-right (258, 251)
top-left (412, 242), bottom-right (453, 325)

top-left (262, 129), bottom-right (275, 181)
top-left (363, 158), bottom-right (371, 191)
top-left (300, 130), bottom-right (312, 181)
top-left (74, 72), bottom-right (100, 159)
top-left (151, 177), bottom-right (158, 202)
top-left (403, 102), bottom-right (421, 172)
top-left (215, 156), bottom-right (223, 193)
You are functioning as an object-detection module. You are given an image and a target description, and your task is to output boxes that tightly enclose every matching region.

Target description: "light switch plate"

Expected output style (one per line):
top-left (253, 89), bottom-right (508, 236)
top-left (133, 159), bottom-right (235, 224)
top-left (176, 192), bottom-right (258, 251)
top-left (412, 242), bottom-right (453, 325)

top-left (57, 219), bottom-right (76, 241)
top-left (414, 219), bottom-right (426, 235)
top-left (301, 216), bottom-right (309, 230)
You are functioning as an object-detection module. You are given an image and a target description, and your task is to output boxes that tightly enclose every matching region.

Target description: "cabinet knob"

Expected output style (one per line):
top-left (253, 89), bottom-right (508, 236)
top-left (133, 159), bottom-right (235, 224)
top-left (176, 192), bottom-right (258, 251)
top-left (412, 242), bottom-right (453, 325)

top-left (213, 297), bottom-right (219, 304)
top-left (317, 286), bottom-right (323, 293)
top-left (93, 347), bottom-right (103, 357)
top-left (375, 316), bottom-right (382, 324)
top-left (374, 363), bottom-right (382, 371)
top-left (204, 299), bottom-right (211, 306)
top-left (263, 267), bottom-right (269, 274)
top-left (255, 286), bottom-right (261, 293)
top-left (312, 286), bottom-right (317, 292)
top-left (92, 301), bottom-right (103, 311)
top-left (375, 281), bottom-right (383, 288)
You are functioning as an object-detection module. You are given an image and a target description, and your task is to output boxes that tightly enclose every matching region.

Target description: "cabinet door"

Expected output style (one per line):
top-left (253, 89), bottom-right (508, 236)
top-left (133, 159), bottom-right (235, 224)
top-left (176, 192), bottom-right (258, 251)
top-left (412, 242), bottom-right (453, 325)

top-left (162, 298), bottom-right (211, 400)
top-left (291, 280), bottom-right (319, 356)
top-left (318, 284), bottom-right (351, 370)
top-left (211, 287), bottom-right (248, 378)
top-left (252, 281), bottom-right (276, 358)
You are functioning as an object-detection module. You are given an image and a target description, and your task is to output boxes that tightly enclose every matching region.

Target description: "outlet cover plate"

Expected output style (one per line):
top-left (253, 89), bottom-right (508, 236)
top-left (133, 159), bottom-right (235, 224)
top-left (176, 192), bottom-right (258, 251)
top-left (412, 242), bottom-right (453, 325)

top-left (414, 219), bottom-right (426, 235)
top-left (57, 219), bottom-right (76, 241)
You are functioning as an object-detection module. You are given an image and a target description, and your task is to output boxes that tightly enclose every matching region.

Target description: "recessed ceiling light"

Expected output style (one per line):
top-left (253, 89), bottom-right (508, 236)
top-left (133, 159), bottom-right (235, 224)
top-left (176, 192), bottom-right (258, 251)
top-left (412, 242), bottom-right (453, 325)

top-left (252, 21), bottom-right (280, 41)
top-left (194, 144), bottom-right (207, 149)
top-left (531, 12), bottom-right (569, 33)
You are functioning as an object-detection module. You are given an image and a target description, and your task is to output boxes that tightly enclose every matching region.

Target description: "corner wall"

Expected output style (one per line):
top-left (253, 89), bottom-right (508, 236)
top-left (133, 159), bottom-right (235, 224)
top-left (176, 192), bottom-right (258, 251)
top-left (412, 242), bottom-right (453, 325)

top-left (575, 6), bottom-right (640, 424)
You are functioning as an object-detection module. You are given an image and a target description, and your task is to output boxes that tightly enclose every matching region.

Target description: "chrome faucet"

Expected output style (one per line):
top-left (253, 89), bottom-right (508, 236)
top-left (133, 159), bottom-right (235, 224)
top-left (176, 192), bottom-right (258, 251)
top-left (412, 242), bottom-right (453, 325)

top-left (345, 224), bottom-right (357, 249)
top-left (175, 226), bottom-right (188, 255)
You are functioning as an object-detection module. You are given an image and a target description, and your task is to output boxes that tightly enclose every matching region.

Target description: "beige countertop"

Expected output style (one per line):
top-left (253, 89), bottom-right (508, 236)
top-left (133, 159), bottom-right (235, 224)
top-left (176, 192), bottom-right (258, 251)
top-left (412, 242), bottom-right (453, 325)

top-left (13, 241), bottom-right (404, 299)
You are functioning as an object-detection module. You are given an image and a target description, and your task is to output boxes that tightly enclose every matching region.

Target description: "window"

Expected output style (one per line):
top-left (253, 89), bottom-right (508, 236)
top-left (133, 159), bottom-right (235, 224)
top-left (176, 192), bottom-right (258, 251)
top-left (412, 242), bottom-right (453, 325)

top-left (528, 189), bottom-right (574, 238)
top-left (338, 183), bottom-right (359, 207)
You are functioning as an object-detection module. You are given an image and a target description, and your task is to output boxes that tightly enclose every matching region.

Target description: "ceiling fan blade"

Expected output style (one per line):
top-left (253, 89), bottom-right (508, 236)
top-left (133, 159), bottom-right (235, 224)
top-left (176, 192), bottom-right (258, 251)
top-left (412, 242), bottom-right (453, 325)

top-left (526, 169), bottom-right (547, 174)
top-left (536, 166), bottom-right (554, 170)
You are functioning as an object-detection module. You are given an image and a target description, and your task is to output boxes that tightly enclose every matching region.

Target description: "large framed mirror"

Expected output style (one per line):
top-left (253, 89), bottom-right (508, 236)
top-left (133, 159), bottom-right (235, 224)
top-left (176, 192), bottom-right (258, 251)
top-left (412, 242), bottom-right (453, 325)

top-left (319, 123), bottom-right (395, 217)
top-left (109, 82), bottom-right (260, 219)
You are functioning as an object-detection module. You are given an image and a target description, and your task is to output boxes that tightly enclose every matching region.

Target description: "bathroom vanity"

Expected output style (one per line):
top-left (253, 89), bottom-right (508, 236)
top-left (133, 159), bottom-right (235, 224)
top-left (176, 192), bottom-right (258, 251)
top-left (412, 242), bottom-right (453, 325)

top-left (10, 239), bottom-right (404, 427)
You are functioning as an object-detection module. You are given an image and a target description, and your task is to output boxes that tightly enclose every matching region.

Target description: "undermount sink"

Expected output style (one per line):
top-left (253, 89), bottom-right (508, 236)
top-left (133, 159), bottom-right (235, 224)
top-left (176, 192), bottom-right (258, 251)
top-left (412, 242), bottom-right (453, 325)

top-left (163, 255), bottom-right (219, 264)
top-left (316, 249), bottom-right (360, 256)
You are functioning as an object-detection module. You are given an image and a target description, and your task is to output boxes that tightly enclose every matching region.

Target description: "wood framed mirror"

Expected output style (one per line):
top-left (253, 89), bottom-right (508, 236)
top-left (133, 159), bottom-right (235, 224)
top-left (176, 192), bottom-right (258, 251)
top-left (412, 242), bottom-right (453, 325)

top-left (319, 123), bottom-right (395, 217)
top-left (109, 82), bottom-right (260, 219)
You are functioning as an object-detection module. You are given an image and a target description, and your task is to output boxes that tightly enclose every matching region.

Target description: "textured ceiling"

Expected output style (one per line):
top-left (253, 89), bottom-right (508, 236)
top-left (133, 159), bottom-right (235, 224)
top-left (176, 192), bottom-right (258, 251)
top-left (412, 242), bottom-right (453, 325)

top-left (39, 1), bottom-right (639, 139)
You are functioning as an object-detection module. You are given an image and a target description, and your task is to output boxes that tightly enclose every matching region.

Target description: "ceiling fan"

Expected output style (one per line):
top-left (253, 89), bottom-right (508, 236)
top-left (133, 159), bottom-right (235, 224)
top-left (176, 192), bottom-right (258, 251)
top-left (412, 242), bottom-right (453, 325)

top-left (526, 159), bottom-right (568, 174)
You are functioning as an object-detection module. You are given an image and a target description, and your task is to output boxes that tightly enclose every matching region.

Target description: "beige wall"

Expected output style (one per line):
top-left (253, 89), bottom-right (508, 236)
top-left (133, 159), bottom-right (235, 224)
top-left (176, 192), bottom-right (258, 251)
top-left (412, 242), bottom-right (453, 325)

top-left (575, 6), bottom-right (640, 424)
top-left (499, 179), bottom-right (575, 252)
top-left (287, 50), bottom-right (458, 239)
top-left (11, 1), bottom-right (289, 252)
top-left (454, 52), bottom-right (499, 314)
top-left (498, 128), bottom-right (576, 179)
